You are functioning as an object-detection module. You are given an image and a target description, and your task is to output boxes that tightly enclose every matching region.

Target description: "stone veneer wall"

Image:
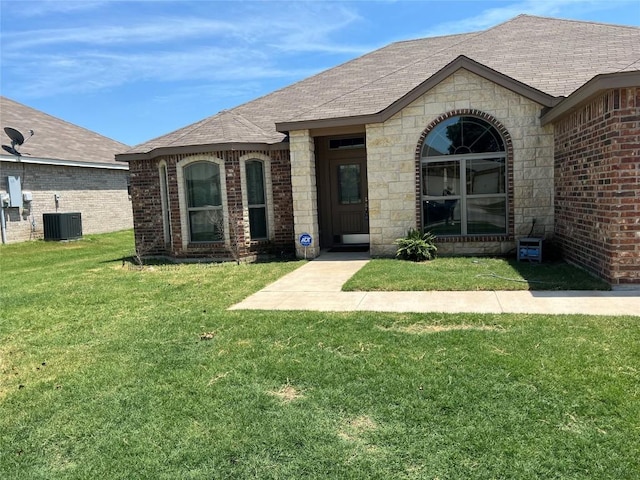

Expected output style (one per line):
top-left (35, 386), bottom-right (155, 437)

top-left (289, 130), bottom-right (321, 258)
top-left (365, 69), bottom-right (554, 256)
top-left (0, 162), bottom-right (132, 243)
top-left (129, 148), bottom-right (294, 260)
top-left (554, 87), bottom-right (639, 285)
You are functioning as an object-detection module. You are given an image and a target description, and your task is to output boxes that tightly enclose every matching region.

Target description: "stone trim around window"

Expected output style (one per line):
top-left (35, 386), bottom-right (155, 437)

top-left (414, 109), bottom-right (515, 241)
top-left (176, 154), bottom-right (230, 249)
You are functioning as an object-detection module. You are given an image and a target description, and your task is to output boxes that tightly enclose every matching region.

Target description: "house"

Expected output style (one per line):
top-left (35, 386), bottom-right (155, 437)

top-left (1, 96), bottom-right (132, 243)
top-left (117, 15), bottom-right (640, 285)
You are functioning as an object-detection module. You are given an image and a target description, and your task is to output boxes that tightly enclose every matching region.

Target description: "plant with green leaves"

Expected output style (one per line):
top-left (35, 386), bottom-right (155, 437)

top-left (395, 228), bottom-right (437, 262)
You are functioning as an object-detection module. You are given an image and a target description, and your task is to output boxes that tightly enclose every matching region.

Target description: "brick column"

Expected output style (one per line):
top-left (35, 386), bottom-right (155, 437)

top-left (289, 130), bottom-right (320, 258)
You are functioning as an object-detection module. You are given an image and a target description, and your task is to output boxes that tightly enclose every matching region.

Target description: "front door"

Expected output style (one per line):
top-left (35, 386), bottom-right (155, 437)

top-left (329, 157), bottom-right (369, 244)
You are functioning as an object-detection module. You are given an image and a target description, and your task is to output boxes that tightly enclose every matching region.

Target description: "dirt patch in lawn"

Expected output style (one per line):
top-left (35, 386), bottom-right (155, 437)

top-left (268, 383), bottom-right (303, 403)
top-left (377, 323), bottom-right (504, 334)
top-left (338, 415), bottom-right (378, 442)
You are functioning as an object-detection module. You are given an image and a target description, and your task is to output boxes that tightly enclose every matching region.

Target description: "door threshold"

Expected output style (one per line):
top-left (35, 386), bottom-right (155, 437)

top-left (328, 244), bottom-right (370, 253)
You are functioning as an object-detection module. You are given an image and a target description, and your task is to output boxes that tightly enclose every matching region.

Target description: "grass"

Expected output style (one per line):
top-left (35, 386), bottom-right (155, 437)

top-left (1, 231), bottom-right (638, 479)
top-left (343, 257), bottom-right (611, 291)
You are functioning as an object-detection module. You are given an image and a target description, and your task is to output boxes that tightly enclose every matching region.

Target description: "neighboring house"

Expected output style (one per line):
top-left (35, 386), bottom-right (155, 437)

top-left (1, 96), bottom-right (132, 243)
top-left (117, 15), bottom-right (640, 285)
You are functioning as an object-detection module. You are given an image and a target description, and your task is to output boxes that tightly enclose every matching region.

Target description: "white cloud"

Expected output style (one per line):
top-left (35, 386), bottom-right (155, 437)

top-left (3, 46), bottom-right (323, 97)
top-left (7, 0), bottom-right (109, 17)
top-left (2, 3), bottom-right (368, 53)
top-left (1, 18), bottom-right (243, 49)
top-left (1, 1), bottom-right (369, 98)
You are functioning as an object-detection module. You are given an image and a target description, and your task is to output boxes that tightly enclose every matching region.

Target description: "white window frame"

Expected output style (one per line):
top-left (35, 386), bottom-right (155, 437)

top-left (239, 153), bottom-right (274, 242)
top-left (176, 155), bottom-right (229, 248)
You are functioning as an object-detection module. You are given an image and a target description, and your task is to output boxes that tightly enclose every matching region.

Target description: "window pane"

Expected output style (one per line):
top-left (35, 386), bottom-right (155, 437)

top-left (189, 210), bottom-right (223, 242)
top-left (458, 118), bottom-right (505, 154)
top-left (422, 116), bottom-right (505, 157)
top-left (185, 162), bottom-right (221, 208)
top-left (249, 207), bottom-right (267, 239)
top-left (467, 158), bottom-right (505, 194)
top-left (422, 117), bottom-right (459, 156)
top-left (246, 161), bottom-right (265, 205)
top-left (329, 137), bottom-right (365, 149)
top-left (467, 198), bottom-right (506, 234)
top-left (160, 164), bottom-right (171, 245)
top-left (338, 164), bottom-right (361, 204)
top-left (423, 200), bottom-right (461, 235)
top-left (422, 161), bottom-right (460, 196)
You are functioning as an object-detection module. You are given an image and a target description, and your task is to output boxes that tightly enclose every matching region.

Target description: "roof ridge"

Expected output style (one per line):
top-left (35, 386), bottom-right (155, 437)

top-left (511, 13), bottom-right (640, 30)
top-left (226, 109), bottom-right (275, 137)
top-left (388, 30), bottom-right (479, 46)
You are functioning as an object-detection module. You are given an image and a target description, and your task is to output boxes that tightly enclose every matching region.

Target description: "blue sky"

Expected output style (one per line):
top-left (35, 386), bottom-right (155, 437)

top-left (1, 0), bottom-right (639, 147)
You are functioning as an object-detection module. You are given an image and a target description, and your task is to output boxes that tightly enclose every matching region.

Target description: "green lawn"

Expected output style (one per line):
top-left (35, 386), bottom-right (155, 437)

top-left (343, 257), bottom-right (610, 291)
top-left (1, 231), bottom-right (638, 479)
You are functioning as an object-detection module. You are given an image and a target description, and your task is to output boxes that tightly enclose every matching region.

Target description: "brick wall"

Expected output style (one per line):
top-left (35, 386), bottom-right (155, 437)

top-left (554, 87), bottom-right (639, 285)
top-left (128, 157), bottom-right (165, 255)
top-left (129, 148), bottom-right (294, 260)
top-left (0, 161), bottom-right (132, 243)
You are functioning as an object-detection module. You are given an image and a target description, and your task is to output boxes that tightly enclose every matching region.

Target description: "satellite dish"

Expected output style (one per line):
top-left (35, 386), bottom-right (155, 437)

top-left (2, 127), bottom-right (34, 157)
top-left (4, 127), bottom-right (25, 146)
top-left (2, 145), bottom-right (21, 155)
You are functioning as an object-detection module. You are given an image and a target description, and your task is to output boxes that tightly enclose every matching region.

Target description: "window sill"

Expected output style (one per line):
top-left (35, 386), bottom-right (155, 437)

top-left (435, 234), bottom-right (513, 243)
top-left (187, 241), bottom-right (225, 248)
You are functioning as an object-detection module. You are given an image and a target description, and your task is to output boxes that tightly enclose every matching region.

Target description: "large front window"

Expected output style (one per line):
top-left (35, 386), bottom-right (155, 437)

top-left (421, 116), bottom-right (507, 235)
top-left (184, 161), bottom-right (223, 242)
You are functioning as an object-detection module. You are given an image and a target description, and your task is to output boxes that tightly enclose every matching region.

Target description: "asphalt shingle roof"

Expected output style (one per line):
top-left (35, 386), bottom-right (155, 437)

top-left (1, 96), bottom-right (129, 166)
top-left (124, 15), bottom-right (640, 156)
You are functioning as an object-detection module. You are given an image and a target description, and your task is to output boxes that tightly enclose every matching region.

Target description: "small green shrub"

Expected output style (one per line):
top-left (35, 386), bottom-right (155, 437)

top-left (395, 228), bottom-right (437, 262)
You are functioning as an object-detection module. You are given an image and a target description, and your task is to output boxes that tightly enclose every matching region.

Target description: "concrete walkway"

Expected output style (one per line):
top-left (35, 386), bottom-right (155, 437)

top-left (229, 252), bottom-right (640, 316)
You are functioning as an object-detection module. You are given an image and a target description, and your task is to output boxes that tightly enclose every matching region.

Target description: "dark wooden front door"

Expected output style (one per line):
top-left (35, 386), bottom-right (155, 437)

top-left (328, 156), bottom-right (369, 244)
top-left (315, 135), bottom-right (370, 248)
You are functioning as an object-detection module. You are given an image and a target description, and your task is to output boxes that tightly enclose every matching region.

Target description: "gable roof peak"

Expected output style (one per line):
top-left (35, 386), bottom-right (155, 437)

top-left (503, 12), bottom-right (640, 30)
top-left (122, 14), bottom-right (640, 159)
top-left (1, 96), bottom-right (129, 165)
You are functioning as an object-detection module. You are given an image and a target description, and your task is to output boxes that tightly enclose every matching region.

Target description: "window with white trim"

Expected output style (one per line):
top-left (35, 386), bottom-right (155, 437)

top-left (421, 115), bottom-right (507, 236)
top-left (184, 161), bottom-right (223, 242)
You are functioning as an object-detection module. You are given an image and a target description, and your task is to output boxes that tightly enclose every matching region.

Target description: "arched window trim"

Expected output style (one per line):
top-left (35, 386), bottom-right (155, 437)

top-left (239, 153), bottom-right (274, 242)
top-left (416, 111), bottom-right (513, 238)
top-left (176, 155), bottom-right (229, 248)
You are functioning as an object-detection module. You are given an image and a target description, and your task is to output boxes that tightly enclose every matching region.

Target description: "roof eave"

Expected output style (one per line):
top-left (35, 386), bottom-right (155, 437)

top-left (541, 70), bottom-right (640, 125)
top-left (1, 155), bottom-right (129, 170)
top-left (276, 55), bottom-right (561, 133)
top-left (116, 141), bottom-right (290, 162)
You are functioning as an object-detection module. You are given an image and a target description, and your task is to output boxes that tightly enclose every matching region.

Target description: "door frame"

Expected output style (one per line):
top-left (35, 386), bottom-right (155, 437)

top-left (315, 134), bottom-right (369, 248)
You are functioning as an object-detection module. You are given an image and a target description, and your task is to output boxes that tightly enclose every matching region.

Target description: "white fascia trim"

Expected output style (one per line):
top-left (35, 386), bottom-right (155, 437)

top-left (0, 155), bottom-right (129, 170)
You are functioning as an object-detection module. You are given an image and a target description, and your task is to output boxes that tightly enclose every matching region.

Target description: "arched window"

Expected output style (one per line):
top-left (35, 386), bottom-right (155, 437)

top-left (184, 161), bottom-right (223, 241)
top-left (245, 160), bottom-right (268, 239)
top-left (421, 115), bottom-right (507, 236)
